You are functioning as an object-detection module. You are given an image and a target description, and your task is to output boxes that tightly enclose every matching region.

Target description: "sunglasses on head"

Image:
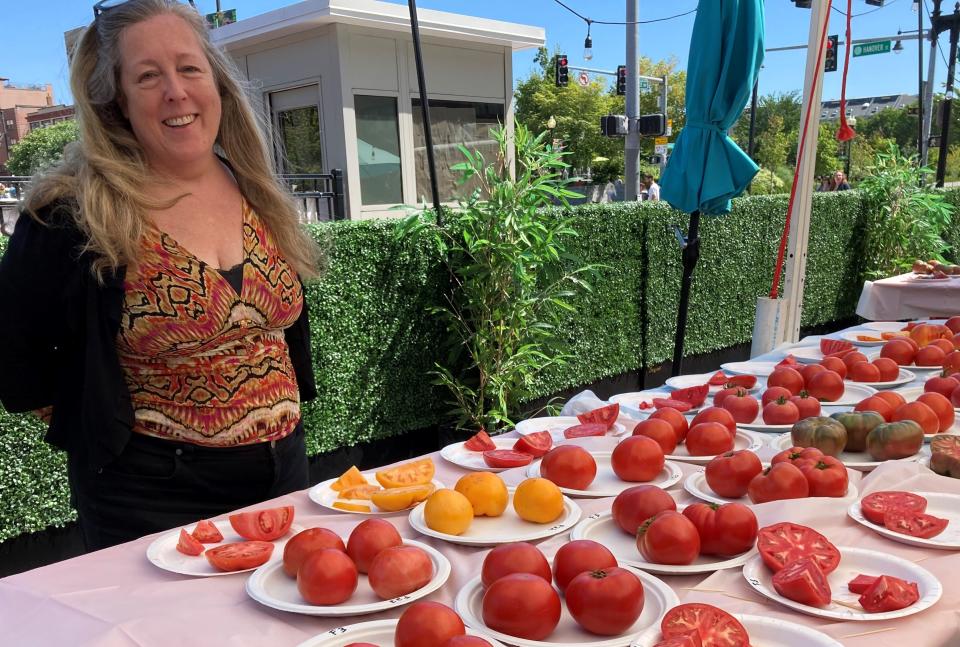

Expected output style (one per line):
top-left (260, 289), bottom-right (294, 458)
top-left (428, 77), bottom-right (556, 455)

top-left (92, 0), bottom-right (196, 19)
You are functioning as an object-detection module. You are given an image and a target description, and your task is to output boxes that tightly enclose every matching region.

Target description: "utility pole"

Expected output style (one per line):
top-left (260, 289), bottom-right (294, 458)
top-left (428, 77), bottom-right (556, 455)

top-left (625, 0), bottom-right (641, 201)
top-left (934, 1), bottom-right (960, 187)
top-left (922, 27), bottom-right (938, 166)
top-left (919, 0), bottom-right (926, 164)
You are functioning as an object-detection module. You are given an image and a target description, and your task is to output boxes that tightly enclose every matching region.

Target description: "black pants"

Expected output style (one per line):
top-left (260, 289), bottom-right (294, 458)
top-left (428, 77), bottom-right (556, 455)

top-left (67, 425), bottom-right (309, 552)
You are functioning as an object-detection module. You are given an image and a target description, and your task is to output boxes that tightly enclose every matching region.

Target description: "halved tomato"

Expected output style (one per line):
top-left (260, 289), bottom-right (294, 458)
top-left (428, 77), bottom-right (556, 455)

top-left (563, 423), bottom-right (608, 439)
top-left (191, 519), bottom-right (223, 543)
top-left (860, 491), bottom-right (927, 525)
top-left (671, 385), bottom-right (709, 408)
top-left (883, 509), bottom-right (948, 539)
top-left (653, 398), bottom-right (693, 412)
top-left (177, 528), bottom-right (204, 556)
top-left (659, 603), bottom-right (749, 647)
top-left (776, 355), bottom-right (799, 367)
top-left (376, 458), bottom-right (436, 489)
top-left (483, 449), bottom-right (534, 468)
top-left (707, 371), bottom-right (729, 386)
top-left (757, 522), bottom-right (841, 574)
top-left (330, 465), bottom-right (367, 492)
top-left (820, 338), bottom-right (854, 356)
top-left (513, 431), bottom-right (553, 457)
top-left (205, 541), bottom-right (274, 571)
top-left (652, 633), bottom-right (702, 647)
top-left (229, 506), bottom-right (294, 541)
top-left (338, 484), bottom-right (382, 500)
top-left (725, 375), bottom-right (757, 389)
top-left (464, 431), bottom-right (497, 452)
top-left (370, 483), bottom-right (435, 512)
top-left (577, 403), bottom-right (620, 430)
top-left (859, 575), bottom-right (920, 613)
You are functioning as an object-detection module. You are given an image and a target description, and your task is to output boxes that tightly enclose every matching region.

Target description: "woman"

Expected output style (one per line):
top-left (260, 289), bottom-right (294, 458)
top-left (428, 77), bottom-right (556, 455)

top-left (833, 170), bottom-right (851, 191)
top-left (0, 0), bottom-right (321, 551)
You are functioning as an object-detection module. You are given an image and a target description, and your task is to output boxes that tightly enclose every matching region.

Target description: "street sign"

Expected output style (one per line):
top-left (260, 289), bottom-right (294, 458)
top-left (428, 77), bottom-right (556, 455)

top-left (852, 40), bottom-right (891, 57)
top-left (666, 119), bottom-right (673, 136)
top-left (205, 9), bottom-right (237, 28)
top-left (655, 144), bottom-right (668, 155)
top-left (654, 136), bottom-right (668, 145)
top-left (639, 80), bottom-right (649, 91)
top-left (577, 71), bottom-right (590, 87)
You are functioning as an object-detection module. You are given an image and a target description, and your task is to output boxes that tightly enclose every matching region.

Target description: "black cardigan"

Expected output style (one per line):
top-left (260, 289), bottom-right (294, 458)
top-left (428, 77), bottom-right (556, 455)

top-left (0, 202), bottom-right (318, 471)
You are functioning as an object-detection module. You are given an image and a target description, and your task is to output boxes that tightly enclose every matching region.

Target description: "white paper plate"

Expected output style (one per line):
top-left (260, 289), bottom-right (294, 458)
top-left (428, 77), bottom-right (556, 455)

top-left (145, 519), bottom-right (301, 577)
top-left (742, 546), bottom-right (942, 621)
top-left (610, 391), bottom-right (706, 417)
top-left (736, 386), bottom-right (874, 431)
top-left (863, 321), bottom-right (910, 333)
top-left (630, 613), bottom-right (844, 647)
top-left (683, 469), bottom-right (858, 507)
top-left (295, 620), bottom-right (509, 647)
top-left (847, 492), bottom-right (960, 550)
top-left (771, 432), bottom-right (922, 471)
top-left (788, 345), bottom-right (878, 365)
top-left (525, 452), bottom-right (683, 498)
top-left (662, 429), bottom-right (765, 466)
top-left (408, 487), bottom-right (581, 546)
top-left (308, 471), bottom-right (444, 516)
top-left (847, 368), bottom-right (916, 390)
top-left (664, 372), bottom-right (759, 394)
top-left (570, 510), bottom-right (756, 575)
top-left (516, 416), bottom-right (628, 443)
top-left (441, 436), bottom-right (528, 472)
top-left (840, 330), bottom-right (897, 347)
top-left (455, 567), bottom-right (679, 647)
top-left (721, 361), bottom-right (780, 377)
top-left (245, 539), bottom-right (450, 616)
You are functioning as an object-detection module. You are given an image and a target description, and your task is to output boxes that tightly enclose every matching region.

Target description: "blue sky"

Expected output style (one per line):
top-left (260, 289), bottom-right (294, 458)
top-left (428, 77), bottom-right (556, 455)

top-left (2, 0), bottom-right (945, 106)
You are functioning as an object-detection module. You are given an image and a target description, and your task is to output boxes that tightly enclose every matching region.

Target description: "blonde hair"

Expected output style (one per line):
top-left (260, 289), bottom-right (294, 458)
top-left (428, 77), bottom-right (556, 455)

top-left (24, 0), bottom-right (321, 280)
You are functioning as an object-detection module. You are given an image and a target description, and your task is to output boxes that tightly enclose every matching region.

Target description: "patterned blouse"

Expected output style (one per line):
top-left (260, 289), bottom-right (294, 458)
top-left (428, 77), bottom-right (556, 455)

top-left (116, 199), bottom-right (303, 446)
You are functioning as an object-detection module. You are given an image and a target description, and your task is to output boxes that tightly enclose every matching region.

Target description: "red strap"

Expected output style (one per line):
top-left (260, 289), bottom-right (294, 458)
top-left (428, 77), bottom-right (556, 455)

top-left (770, 1), bottom-right (834, 299)
top-left (837, 0), bottom-right (856, 142)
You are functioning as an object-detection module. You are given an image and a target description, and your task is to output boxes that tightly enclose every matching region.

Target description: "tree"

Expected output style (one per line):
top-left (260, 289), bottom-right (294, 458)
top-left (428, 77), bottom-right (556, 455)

top-left (755, 114), bottom-right (789, 171)
top-left (815, 122), bottom-right (842, 176)
top-left (855, 105), bottom-right (919, 156)
top-left (6, 120), bottom-right (79, 176)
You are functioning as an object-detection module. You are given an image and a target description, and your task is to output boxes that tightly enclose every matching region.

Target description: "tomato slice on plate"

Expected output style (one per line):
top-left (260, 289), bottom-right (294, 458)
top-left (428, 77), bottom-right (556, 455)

top-left (820, 338), bottom-right (854, 356)
top-left (776, 355), bottom-right (798, 367)
top-left (483, 449), bottom-right (534, 468)
top-left (858, 575), bottom-right (920, 613)
top-left (671, 385), bottom-right (709, 408)
top-left (660, 603), bottom-right (749, 647)
top-left (724, 375), bottom-right (757, 390)
top-left (176, 528), bottom-right (204, 556)
top-left (513, 431), bottom-right (552, 457)
top-left (563, 423), bottom-right (608, 439)
top-left (883, 508), bottom-right (948, 539)
top-left (771, 557), bottom-right (832, 607)
top-left (577, 403), bottom-right (620, 429)
top-left (860, 491), bottom-right (928, 526)
top-left (229, 506), bottom-right (295, 542)
top-left (653, 398), bottom-right (693, 412)
top-left (205, 541), bottom-right (274, 571)
top-left (191, 519), bottom-right (223, 543)
top-left (848, 574), bottom-right (878, 594)
top-left (464, 430), bottom-right (496, 452)
top-left (757, 522), bottom-right (841, 574)
top-left (653, 632), bottom-right (703, 647)
top-left (707, 371), bottom-right (729, 386)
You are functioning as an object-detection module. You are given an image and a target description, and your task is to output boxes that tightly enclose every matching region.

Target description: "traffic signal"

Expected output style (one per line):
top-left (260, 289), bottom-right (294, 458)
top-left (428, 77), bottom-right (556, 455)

top-left (555, 54), bottom-right (569, 87)
top-left (792, 0), bottom-right (812, 7)
top-left (825, 35), bottom-right (838, 73)
top-left (616, 65), bottom-right (627, 96)
top-left (865, 0), bottom-right (884, 6)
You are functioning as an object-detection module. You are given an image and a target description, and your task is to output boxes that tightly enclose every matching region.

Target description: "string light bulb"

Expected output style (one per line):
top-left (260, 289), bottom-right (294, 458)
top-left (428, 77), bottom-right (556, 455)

top-left (583, 21), bottom-right (593, 61)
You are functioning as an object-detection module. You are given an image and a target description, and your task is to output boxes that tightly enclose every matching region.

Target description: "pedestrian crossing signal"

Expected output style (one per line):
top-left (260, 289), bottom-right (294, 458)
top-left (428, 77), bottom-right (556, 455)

top-left (825, 35), bottom-right (838, 73)
top-left (616, 66), bottom-right (627, 96)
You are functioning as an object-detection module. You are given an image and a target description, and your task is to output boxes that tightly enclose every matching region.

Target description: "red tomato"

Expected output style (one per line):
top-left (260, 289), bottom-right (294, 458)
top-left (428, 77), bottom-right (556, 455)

top-left (650, 407), bottom-right (689, 442)
top-left (481, 542), bottom-right (552, 588)
top-left (915, 345), bottom-right (946, 367)
top-left (848, 574), bottom-right (878, 594)
top-left (653, 397), bottom-right (693, 412)
top-left (819, 356), bottom-right (848, 379)
top-left (854, 395), bottom-right (894, 421)
top-left (872, 357), bottom-right (901, 382)
top-left (681, 502), bottom-right (758, 557)
top-left (482, 573), bottom-right (561, 640)
top-left (821, 338), bottom-right (855, 355)
top-left (892, 401), bottom-right (939, 435)
top-left (848, 361), bottom-right (881, 383)
top-left (552, 539), bottom-right (618, 592)
top-left (611, 485), bottom-right (677, 535)
top-left (671, 385), bottom-right (710, 408)
top-left (799, 363), bottom-right (826, 384)
top-left (761, 386), bottom-right (793, 407)
top-left (205, 541), bottom-right (274, 572)
top-left (563, 423), bottom-right (609, 439)
top-left (883, 509), bottom-right (948, 539)
top-left (296, 548), bottom-right (358, 605)
top-left (704, 450), bottom-right (763, 498)
top-left (344, 643), bottom-right (378, 647)
top-left (637, 510), bottom-right (700, 565)
top-left (577, 403), bottom-right (620, 429)
top-left (632, 418), bottom-right (678, 454)
top-left (917, 392), bottom-right (955, 432)
top-left (368, 544), bottom-right (434, 600)
top-left (947, 316), bottom-right (960, 334)
top-left (395, 601), bottom-right (466, 647)
top-left (685, 422), bottom-right (735, 456)
top-left (947, 350), bottom-right (960, 374)
top-left (762, 397), bottom-right (800, 425)
top-left (875, 390), bottom-right (907, 409)
top-left (720, 392), bottom-right (759, 424)
top-left (860, 491), bottom-right (928, 525)
top-left (283, 527), bottom-right (347, 577)
top-left (440, 638), bottom-right (492, 647)
top-left (881, 339), bottom-right (917, 366)
top-left (565, 568), bottom-right (645, 636)
top-left (767, 366), bottom-right (805, 395)
top-left (611, 435), bottom-right (665, 481)
top-left (540, 445), bottom-right (597, 490)
top-left (806, 370), bottom-right (844, 402)
top-left (924, 373), bottom-right (960, 398)
top-left (713, 386), bottom-right (748, 408)
top-left (858, 575), bottom-right (920, 613)
top-left (797, 455), bottom-right (849, 497)
top-left (747, 463), bottom-right (809, 504)
top-left (176, 528), bottom-right (204, 556)
top-left (842, 351), bottom-right (870, 370)
top-left (707, 371), bottom-right (729, 386)
top-left (229, 505), bottom-right (294, 541)
top-left (191, 520), bottom-right (223, 543)
top-left (660, 603), bottom-right (749, 647)
top-left (771, 557), bottom-right (832, 607)
top-left (771, 446), bottom-right (824, 465)
top-left (691, 407), bottom-right (736, 435)
top-left (790, 392), bottom-right (821, 419)
top-left (513, 431), bottom-right (552, 457)
top-left (954, 384), bottom-right (960, 408)
top-left (483, 449), bottom-right (533, 469)
top-left (757, 522), bottom-right (841, 574)
top-left (464, 431), bottom-right (496, 452)
top-left (346, 518), bottom-right (402, 573)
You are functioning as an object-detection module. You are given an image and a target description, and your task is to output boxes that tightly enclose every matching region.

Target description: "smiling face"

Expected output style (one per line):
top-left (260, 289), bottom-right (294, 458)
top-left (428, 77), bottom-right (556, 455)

top-left (117, 13), bottom-right (221, 176)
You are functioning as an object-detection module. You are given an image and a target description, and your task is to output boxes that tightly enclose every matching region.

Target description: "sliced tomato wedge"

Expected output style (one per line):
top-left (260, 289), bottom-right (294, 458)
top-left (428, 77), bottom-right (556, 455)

top-left (659, 603), bottom-right (749, 647)
top-left (653, 632), bottom-right (703, 647)
top-left (577, 403), bottom-right (620, 430)
top-left (757, 522), bottom-right (841, 574)
top-left (205, 541), bottom-right (274, 572)
top-left (725, 375), bottom-right (757, 390)
top-left (653, 398), bottom-right (693, 412)
top-left (176, 528), bottom-right (204, 556)
top-left (191, 519), bottom-right (223, 543)
top-left (707, 371), bottom-right (729, 386)
top-left (482, 449), bottom-right (534, 468)
top-left (671, 385), bottom-right (709, 408)
top-left (229, 506), bottom-right (295, 542)
top-left (513, 431), bottom-right (552, 457)
top-left (776, 355), bottom-right (799, 367)
top-left (772, 557), bottom-right (832, 607)
top-left (464, 430), bottom-right (496, 452)
top-left (826, 349), bottom-right (855, 359)
top-left (883, 508), bottom-right (948, 539)
top-left (859, 575), bottom-right (920, 613)
top-left (820, 338), bottom-right (854, 356)
top-left (563, 422), bottom-right (608, 439)
top-left (860, 491), bottom-right (928, 526)
top-left (847, 574), bottom-right (878, 594)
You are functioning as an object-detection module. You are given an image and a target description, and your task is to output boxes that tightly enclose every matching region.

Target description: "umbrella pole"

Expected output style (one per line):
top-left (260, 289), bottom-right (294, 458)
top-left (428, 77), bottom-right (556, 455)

top-left (408, 0), bottom-right (444, 225)
top-left (671, 211), bottom-right (701, 377)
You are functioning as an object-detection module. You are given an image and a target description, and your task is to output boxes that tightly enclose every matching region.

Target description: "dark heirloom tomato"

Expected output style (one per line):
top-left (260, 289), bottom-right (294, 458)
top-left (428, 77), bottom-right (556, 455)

top-left (772, 557), bottom-right (832, 607)
top-left (660, 603), bottom-right (750, 647)
top-left (552, 539), bottom-right (618, 592)
top-left (637, 511), bottom-right (700, 565)
top-left (229, 505), bottom-right (294, 541)
top-left (565, 567), bottom-right (645, 636)
top-left (757, 522), bottom-right (841, 574)
top-left (860, 491), bottom-right (928, 525)
top-left (682, 502), bottom-right (758, 557)
top-left (367, 544), bottom-right (434, 600)
top-left (347, 518), bottom-right (402, 573)
top-left (611, 485), bottom-right (677, 535)
top-left (830, 410), bottom-right (884, 453)
top-left (296, 548), bottom-right (358, 605)
top-left (283, 527), bottom-right (347, 577)
top-left (859, 575), bottom-right (920, 613)
top-left (883, 509), bottom-right (948, 539)
top-left (704, 450), bottom-right (762, 498)
top-left (746, 462), bottom-right (808, 504)
top-left (865, 420), bottom-right (924, 461)
top-left (482, 573), bottom-right (561, 640)
top-left (481, 542), bottom-right (551, 588)
top-left (205, 540), bottom-right (274, 572)
top-left (789, 416), bottom-right (847, 457)
top-left (796, 456), bottom-right (849, 498)
top-left (395, 601), bottom-right (466, 647)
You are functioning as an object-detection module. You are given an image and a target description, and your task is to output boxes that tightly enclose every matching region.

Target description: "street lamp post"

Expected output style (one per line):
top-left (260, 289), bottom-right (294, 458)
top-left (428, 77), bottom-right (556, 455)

top-left (845, 115), bottom-right (857, 178)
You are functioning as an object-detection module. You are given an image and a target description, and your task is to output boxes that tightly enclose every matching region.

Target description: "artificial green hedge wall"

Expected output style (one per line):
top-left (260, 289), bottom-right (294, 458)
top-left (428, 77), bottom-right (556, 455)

top-left (0, 189), bottom-right (941, 542)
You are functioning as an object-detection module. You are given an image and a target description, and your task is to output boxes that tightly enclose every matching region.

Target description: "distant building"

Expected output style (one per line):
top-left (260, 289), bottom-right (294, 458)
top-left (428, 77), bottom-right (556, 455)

top-left (820, 94), bottom-right (918, 122)
top-left (0, 79), bottom-right (55, 174)
top-left (27, 104), bottom-right (75, 131)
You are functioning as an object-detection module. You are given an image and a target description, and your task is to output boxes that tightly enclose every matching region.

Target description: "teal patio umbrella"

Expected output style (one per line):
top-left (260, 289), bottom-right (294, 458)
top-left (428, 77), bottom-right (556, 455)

top-left (659, 0), bottom-right (764, 376)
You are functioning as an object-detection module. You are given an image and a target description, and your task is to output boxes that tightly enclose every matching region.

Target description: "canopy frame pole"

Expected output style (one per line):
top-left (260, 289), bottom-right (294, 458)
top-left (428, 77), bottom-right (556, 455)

top-left (408, 0), bottom-right (443, 225)
top-left (670, 212), bottom-right (701, 377)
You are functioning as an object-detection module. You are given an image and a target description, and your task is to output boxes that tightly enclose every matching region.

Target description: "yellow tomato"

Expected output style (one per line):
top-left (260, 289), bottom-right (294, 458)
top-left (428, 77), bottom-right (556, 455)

top-left (455, 472), bottom-right (509, 517)
top-left (370, 483), bottom-right (436, 512)
top-left (423, 489), bottom-right (474, 535)
top-left (513, 478), bottom-right (564, 524)
top-left (376, 458), bottom-right (435, 488)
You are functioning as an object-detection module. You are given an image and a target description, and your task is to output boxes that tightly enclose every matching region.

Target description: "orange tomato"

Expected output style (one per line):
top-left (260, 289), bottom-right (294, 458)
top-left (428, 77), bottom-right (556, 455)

top-left (892, 401), bottom-right (940, 435)
top-left (371, 483), bottom-right (436, 512)
top-left (331, 466), bottom-right (367, 492)
top-left (338, 484), bottom-right (382, 500)
top-left (376, 458), bottom-right (436, 489)
top-left (910, 323), bottom-right (942, 348)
